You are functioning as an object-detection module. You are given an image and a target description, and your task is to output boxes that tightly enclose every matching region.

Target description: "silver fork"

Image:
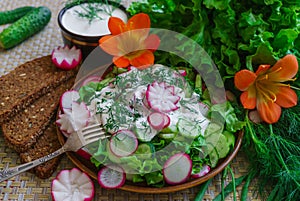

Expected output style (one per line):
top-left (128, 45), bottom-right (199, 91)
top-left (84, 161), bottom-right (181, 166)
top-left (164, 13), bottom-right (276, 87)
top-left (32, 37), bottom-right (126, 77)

top-left (0, 123), bottom-right (107, 182)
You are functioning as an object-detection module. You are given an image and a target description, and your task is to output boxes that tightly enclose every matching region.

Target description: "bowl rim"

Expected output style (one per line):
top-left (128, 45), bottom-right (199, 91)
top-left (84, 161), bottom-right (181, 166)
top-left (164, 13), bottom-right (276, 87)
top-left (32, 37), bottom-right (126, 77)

top-left (57, 63), bottom-right (244, 193)
top-left (57, 1), bottom-right (128, 40)
top-left (56, 122), bottom-right (244, 193)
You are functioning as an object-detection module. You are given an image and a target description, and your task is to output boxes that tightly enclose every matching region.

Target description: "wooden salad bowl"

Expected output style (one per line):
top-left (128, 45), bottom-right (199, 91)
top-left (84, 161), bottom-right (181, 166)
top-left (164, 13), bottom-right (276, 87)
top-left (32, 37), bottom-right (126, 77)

top-left (56, 124), bottom-right (243, 193)
top-left (56, 62), bottom-right (244, 193)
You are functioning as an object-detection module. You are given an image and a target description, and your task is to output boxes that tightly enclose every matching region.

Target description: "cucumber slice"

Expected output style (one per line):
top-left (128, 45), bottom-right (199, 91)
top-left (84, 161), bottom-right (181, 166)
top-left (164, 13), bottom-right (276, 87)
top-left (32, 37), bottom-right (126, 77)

top-left (135, 143), bottom-right (155, 159)
top-left (177, 118), bottom-right (201, 139)
top-left (134, 118), bottom-right (158, 142)
top-left (158, 133), bottom-right (176, 140)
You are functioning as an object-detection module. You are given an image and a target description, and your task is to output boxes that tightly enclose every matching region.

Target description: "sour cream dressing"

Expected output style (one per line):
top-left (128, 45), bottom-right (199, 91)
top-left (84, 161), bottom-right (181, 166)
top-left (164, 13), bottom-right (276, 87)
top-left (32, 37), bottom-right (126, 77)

top-left (61, 3), bottom-right (128, 37)
top-left (90, 65), bottom-right (210, 142)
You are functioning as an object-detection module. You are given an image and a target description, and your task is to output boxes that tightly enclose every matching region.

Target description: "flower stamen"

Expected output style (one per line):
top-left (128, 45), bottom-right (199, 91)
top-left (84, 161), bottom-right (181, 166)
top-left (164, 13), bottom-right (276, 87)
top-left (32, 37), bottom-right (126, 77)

top-left (256, 83), bottom-right (277, 103)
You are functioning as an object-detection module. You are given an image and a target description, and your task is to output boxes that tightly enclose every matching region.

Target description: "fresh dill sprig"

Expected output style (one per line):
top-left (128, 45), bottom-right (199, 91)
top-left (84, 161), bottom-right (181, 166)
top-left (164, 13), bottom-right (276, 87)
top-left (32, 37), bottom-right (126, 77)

top-left (65, 0), bottom-right (122, 24)
top-left (242, 101), bottom-right (300, 201)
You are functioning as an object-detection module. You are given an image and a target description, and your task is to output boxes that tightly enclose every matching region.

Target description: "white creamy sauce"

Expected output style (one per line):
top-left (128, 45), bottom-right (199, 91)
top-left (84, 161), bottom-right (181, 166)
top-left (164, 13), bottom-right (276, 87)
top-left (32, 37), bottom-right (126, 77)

top-left (61, 3), bottom-right (128, 37)
top-left (90, 65), bottom-right (210, 142)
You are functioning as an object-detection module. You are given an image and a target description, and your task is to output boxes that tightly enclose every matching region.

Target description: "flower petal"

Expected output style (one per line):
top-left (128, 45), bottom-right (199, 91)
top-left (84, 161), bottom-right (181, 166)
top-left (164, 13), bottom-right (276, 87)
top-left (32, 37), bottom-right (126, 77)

top-left (257, 101), bottom-right (281, 124)
top-left (108, 17), bottom-right (127, 35)
top-left (127, 13), bottom-right (150, 30)
top-left (269, 54), bottom-right (298, 82)
top-left (113, 56), bottom-right (130, 68)
top-left (130, 50), bottom-right (154, 69)
top-left (240, 91), bottom-right (256, 109)
top-left (99, 35), bottom-right (121, 55)
top-left (275, 86), bottom-right (298, 108)
top-left (234, 69), bottom-right (257, 91)
top-left (255, 65), bottom-right (270, 75)
top-left (144, 34), bottom-right (161, 52)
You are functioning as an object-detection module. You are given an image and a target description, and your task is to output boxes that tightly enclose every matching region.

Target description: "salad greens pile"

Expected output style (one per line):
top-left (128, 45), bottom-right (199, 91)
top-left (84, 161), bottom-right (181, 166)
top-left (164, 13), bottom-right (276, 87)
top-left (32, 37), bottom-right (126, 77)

top-left (128, 0), bottom-right (300, 200)
top-left (80, 65), bottom-right (242, 187)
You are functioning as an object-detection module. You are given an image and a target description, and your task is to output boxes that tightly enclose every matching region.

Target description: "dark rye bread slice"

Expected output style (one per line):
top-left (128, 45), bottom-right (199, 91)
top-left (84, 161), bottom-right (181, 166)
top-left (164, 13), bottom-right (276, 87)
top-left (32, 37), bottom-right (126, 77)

top-left (20, 121), bottom-right (62, 179)
top-left (1, 77), bottom-right (75, 153)
top-left (0, 55), bottom-right (76, 124)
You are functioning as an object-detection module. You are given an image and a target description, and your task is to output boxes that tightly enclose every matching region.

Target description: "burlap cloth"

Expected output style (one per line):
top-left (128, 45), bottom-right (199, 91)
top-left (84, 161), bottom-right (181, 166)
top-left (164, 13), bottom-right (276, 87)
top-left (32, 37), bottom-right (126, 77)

top-left (0, 1), bottom-right (261, 200)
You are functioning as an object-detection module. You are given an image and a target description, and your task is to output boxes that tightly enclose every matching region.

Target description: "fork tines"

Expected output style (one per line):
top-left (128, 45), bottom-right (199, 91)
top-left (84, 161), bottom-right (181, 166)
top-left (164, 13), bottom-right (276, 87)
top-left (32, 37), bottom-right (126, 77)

top-left (82, 124), bottom-right (108, 143)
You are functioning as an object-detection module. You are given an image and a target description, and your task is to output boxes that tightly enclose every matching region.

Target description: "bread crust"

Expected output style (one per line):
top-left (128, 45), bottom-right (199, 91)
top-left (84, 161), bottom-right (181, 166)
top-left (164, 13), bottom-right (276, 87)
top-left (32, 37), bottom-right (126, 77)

top-left (19, 122), bottom-right (62, 179)
top-left (0, 56), bottom-right (76, 124)
top-left (1, 77), bottom-right (75, 153)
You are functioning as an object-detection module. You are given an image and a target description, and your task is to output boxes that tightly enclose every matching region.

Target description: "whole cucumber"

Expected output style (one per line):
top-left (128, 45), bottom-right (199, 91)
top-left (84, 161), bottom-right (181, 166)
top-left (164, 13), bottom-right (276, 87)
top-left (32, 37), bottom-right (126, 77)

top-left (0, 6), bottom-right (35, 25)
top-left (0, 6), bottom-right (51, 49)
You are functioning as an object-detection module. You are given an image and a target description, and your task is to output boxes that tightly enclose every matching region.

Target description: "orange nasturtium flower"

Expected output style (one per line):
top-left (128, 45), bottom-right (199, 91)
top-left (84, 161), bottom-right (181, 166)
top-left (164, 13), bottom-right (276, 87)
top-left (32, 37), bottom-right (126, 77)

top-left (234, 54), bottom-right (298, 124)
top-left (99, 13), bottom-right (160, 69)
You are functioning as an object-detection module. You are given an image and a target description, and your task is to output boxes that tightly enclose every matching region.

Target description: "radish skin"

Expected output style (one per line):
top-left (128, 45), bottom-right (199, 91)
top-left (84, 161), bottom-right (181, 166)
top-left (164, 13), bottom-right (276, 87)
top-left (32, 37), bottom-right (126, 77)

top-left (52, 45), bottom-right (82, 70)
top-left (147, 112), bottom-right (165, 130)
top-left (59, 90), bottom-right (80, 113)
top-left (191, 164), bottom-right (211, 178)
top-left (98, 165), bottom-right (126, 189)
top-left (51, 168), bottom-right (94, 201)
top-left (163, 153), bottom-right (192, 185)
top-left (146, 81), bottom-right (180, 113)
top-left (81, 75), bottom-right (102, 86)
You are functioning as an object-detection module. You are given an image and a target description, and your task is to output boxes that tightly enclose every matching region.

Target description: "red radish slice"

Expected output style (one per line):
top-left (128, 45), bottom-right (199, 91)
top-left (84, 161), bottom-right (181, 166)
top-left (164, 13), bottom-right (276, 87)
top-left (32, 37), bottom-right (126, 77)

top-left (178, 69), bottom-right (187, 76)
top-left (52, 45), bottom-right (82, 70)
top-left (109, 130), bottom-right (138, 157)
top-left (56, 102), bottom-right (90, 133)
top-left (51, 168), bottom-right (94, 201)
top-left (98, 165), bottom-right (126, 189)
top-left (56, 109), bottom-right (75, 134)
top-left (163, 114), bottom-right (170, 128)
top-left (147, 112), bottom-right (165, 130)
top-left (71, 102), bottom-right (91, 131)
top-left (163, 153), bottom-right (192, 185)
top-left (146, 81), bottom-right (180, 113)
top-left (59, 90), bottom-right (80, 113)
top-left (76, 147), bottom-right (92, 160)
top-left (191, 164), bottom-right (211, 179)
top-left (81, 75), bottom-right (102, 86)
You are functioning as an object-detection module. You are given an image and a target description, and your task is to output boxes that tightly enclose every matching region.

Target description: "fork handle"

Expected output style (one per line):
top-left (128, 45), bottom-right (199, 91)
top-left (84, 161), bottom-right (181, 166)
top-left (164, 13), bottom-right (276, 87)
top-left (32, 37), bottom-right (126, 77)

top-left (0, 147), bottom-right (65, 182)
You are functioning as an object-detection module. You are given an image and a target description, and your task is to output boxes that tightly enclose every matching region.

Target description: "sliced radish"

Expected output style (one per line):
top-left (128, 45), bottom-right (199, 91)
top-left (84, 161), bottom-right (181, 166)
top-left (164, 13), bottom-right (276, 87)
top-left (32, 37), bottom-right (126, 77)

top-left (76, 147), bottom-right (92, 160)
top-left (81, 75), bottom-right (102, 86)
top-left (146, 81), bottom-right (180, 113)
top-left (56, 102), bottom-right (90, 133)
top-left (109, 130), bottom-right (138, 157)
top-left (163, 153), bottom-right (192, 185)
top-left (191, 164), bottom-right (211, 179)
top-left (147, 112), bottom-right (165, 130)
top-left (52, 45), bottom-right (82, 70)
top-left (98, 165), bottom-right (126, 189)
top-left (51, 168), bottom-right (94, 201)
top-left (59, 90), bottom-right (80, 113)
top-left (71, 102), bottom-right (90, 131)
top-left (163, 114), bottom-right (170, 128)
top-left (178, 69), bottom-right (187, 76)
top-left (56, 109), bottom-right (75, 134)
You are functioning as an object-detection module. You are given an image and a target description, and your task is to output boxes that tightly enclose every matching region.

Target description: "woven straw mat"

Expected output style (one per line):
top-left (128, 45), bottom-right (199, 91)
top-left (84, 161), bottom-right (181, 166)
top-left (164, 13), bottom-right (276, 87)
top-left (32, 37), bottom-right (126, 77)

top-left (0, 0), bottom-right (261, 200)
